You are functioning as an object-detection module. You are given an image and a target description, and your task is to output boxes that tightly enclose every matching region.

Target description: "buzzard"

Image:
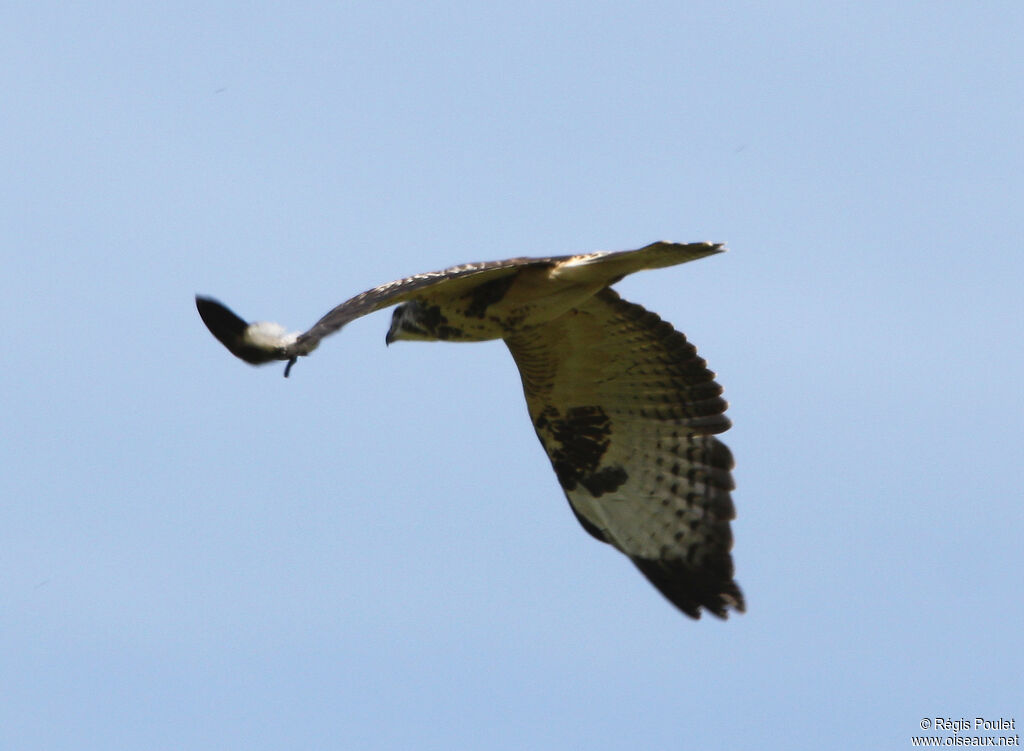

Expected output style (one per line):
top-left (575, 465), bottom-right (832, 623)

top-left (196, 241), bottom-right (743, 619)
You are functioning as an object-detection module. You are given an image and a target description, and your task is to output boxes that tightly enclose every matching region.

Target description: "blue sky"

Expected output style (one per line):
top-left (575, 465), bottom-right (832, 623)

top-left (2, 2), bottom-right (1022, 749)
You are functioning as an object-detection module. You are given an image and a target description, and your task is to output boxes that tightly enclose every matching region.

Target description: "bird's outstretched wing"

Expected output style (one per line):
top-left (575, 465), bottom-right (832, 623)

top-left (505, 288), bottom-right (743, 618)
top-left (195, 241), bottom-right (720, 372)
top-left (196, 257), bottom-right (557, 372)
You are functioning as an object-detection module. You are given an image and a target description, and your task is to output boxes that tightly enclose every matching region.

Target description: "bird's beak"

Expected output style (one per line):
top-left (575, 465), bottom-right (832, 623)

top-left (385, 329), bottom-right (395, 346)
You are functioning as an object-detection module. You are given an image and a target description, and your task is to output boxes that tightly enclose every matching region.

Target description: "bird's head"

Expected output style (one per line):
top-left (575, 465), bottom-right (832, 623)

top-left (386, 300), bottom-right (441, 344)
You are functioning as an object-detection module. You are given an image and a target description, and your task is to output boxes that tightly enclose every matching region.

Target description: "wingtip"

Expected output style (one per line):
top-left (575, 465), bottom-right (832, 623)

top-left (631, 556), bottom-right (745, 620)
top-left (195, 295), bottom-right (250, 343)
top-left (195, 295), bottom-right (287, 366)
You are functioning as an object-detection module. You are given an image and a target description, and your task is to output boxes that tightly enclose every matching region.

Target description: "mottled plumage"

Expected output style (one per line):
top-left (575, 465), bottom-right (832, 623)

top-left (196, 241), bottom-right (743, 618)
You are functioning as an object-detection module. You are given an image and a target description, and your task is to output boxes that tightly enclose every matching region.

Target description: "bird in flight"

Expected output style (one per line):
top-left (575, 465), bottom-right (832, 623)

top-left (196, 241), bottom-right (743, 619)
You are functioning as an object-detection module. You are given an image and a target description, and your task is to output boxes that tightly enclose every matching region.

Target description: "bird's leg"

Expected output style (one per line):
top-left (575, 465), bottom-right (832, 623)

top-left (284, 357), bottom-right (297, 378)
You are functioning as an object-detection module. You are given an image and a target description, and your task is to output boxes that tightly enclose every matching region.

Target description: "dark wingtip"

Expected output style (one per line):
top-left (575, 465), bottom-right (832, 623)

top-left (195, 295), bottom-right (249, 350)
top-left (631, 556), bottom-right (745, 620)
top-left (194, 295), bottom-right (278, 365)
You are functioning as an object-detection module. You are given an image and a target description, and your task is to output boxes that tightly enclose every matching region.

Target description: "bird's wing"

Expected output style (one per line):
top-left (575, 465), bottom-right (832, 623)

top-left (504, 288), bottom-right (743, 618)
top-left (195, 242), bottom-right (723, 371)
top-left (196, 256), bottom-right (559, 370)
top-left (292, 257), bottom-right (562, 349)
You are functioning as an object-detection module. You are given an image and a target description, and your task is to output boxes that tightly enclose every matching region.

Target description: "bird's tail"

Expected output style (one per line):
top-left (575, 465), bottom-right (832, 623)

top-left (551, 241), bottom-right (724, 285)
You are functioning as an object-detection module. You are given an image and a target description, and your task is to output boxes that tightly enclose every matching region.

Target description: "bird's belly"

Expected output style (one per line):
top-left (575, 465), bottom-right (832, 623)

top-left (447, 272), bottom-right (606, 339)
